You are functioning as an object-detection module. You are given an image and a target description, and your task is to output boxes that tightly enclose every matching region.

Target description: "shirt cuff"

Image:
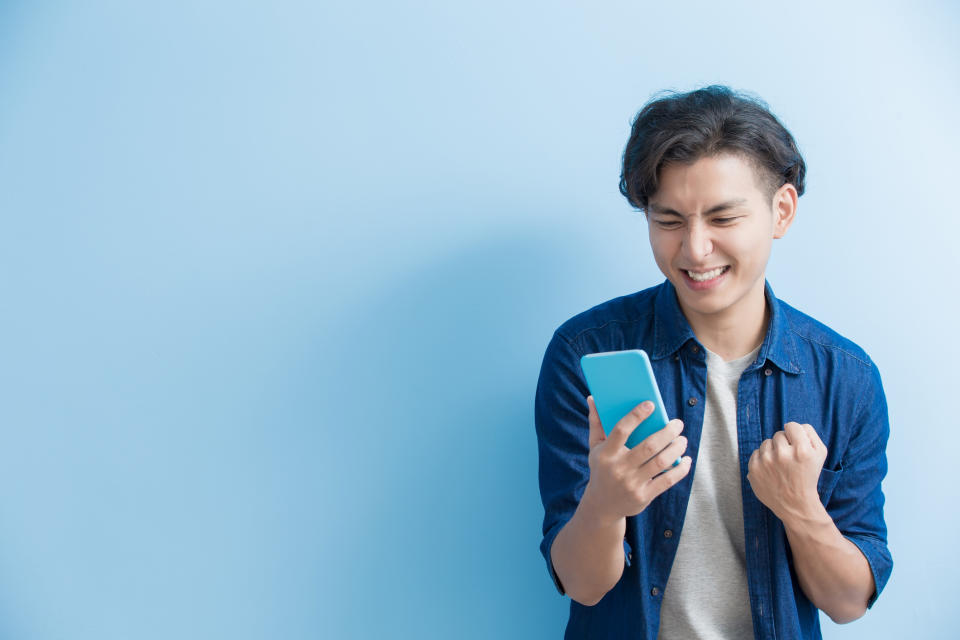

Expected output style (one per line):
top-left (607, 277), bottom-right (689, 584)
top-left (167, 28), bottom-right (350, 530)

top-left (540, 520), bottom-right (567, 595)
top-left (843, 534), bottom-right (893, 608)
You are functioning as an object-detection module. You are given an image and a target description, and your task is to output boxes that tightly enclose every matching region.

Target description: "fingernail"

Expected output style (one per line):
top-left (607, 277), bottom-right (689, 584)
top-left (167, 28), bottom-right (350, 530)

top-left (643, 401), bottom-right (654, 410)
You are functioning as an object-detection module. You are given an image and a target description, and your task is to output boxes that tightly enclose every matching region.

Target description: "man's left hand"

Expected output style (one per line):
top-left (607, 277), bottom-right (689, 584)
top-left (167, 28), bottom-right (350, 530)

top-left (747, 422), bottom-right (828, 521)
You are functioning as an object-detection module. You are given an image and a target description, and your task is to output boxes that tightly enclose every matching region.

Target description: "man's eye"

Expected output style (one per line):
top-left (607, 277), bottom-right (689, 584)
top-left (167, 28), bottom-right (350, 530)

top-left (655, 220), bottom-right (681, 228)
top-left (714, 217), bottom-right (738, 224)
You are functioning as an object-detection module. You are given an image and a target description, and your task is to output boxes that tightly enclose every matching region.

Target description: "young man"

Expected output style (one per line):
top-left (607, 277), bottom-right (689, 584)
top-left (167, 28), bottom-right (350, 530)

top-left (534, 86), bottom-right (892, 639)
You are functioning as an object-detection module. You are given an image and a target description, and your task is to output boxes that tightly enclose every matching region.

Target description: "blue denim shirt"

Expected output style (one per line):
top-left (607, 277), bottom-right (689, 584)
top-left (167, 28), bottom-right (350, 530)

top-left (535, 279), bottom-right (892, 639)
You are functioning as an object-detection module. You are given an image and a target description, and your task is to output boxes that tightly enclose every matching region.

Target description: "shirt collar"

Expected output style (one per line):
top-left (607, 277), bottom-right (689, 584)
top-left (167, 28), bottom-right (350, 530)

top-left (649, 278), bottom-right (804, 374)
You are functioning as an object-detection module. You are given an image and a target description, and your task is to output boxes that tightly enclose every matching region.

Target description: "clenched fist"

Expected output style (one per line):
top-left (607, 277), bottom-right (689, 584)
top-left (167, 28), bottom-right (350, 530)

top-left (747, 421), bottom-right (828, 521)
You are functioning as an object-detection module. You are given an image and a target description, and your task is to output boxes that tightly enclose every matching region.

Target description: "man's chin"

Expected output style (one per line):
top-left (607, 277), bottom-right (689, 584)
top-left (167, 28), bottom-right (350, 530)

top-left (673, 284), bottom-right (731, 318)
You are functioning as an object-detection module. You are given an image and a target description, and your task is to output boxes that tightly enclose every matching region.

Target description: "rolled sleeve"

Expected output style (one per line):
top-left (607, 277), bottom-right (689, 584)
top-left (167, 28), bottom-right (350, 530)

top-left (826, 359), bottom-right (893, 608)
top-left (535, 331), bottom-right (592, 596)
top-left (843, 533), bottom-right (891, 608)
top-left (540, 519), bottom-right (570, 595)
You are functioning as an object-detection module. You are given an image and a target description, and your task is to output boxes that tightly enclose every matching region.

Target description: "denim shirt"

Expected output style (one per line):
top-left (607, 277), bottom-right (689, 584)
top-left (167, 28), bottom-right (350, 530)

top-left (535, 279), bottom-right (892, 640)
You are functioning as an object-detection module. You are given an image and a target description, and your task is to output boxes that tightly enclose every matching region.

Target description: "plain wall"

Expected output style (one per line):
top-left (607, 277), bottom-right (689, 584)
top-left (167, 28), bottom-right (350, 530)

top-left (0, 0), bottom-right (957, 638)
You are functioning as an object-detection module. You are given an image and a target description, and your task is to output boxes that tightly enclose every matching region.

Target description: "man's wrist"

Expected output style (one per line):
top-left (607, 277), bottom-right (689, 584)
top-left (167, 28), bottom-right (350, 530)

top-left (578, 484), bottom-right (624, 530)
top-left (777, 496), bottom-right (832, 535)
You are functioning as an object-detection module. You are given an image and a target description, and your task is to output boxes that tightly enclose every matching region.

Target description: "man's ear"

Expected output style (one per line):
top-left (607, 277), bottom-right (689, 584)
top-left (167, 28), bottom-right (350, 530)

top-left (772, 183), bottom-right (798, 239)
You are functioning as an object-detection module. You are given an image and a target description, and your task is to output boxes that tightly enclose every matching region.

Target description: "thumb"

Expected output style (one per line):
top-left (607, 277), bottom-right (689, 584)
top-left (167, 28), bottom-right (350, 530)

top-left (587, 396), bottom-right (606, 450)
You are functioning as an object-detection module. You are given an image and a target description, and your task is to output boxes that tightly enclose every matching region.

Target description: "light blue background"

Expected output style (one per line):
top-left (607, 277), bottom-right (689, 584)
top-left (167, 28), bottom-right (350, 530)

top-left (0, 1), bottom-right (957, 638)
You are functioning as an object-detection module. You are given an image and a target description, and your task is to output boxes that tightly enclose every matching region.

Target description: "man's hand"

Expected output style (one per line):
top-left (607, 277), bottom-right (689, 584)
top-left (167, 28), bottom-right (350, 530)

top-left (580, 396), bottom-right (692, 526)
top-left (747, 421), bottom-right (827, 522)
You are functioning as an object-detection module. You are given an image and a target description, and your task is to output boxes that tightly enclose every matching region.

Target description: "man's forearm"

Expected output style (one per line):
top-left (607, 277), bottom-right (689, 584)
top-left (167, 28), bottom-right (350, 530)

top-left (550, 490), bottom-right (626, 607)
top-left (780, 501), bottom-right (875, 623)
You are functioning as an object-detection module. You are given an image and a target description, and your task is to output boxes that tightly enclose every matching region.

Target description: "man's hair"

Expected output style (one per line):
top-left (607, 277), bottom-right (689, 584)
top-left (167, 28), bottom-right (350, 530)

top-left (619, 85), bottom-right (806, 212)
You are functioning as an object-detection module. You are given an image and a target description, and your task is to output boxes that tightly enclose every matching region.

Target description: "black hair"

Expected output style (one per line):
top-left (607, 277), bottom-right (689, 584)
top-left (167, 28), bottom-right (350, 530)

top-left (619, 85), bottom-right (806, 211)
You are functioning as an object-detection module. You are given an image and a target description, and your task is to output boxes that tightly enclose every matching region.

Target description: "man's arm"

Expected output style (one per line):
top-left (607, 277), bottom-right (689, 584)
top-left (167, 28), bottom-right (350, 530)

top-left (748, 413), bottom-right (890, 623)
top-left (549, 488), bottom-right (627, 607)
top-left (749, 358), bottom-right (893, 621)
top-left (535, 329), bottom-right (692, 606)
top-left (548, 397), bottom-right (690, 606)
top-left (775, 483), bottom-right (875, 623)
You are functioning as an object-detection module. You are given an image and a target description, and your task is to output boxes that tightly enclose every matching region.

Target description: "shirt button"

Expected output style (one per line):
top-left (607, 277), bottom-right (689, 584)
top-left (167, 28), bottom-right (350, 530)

top-left (687, 397), bottom-right (697, 406)
top-left (674, 354), bottom-right (680, 361)
top-left (764, 368), bottom-right (773, 376)
top-left (691, 345), bottom-right (699, 353)
top-left (628, 552), bottom-right (633, 562)
top-left (651, 587), bottom-right (660, 597)
top-left (664, 529), bottom-right (673, 539)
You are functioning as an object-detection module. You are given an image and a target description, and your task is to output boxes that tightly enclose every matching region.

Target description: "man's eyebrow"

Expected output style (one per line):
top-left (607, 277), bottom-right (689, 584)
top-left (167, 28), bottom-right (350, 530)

top-left (647, 198), bottom-right (749, 217)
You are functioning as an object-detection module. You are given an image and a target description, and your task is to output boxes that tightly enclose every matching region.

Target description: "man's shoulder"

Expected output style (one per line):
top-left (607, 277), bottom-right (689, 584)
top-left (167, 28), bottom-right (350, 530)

top-left (779, 298), bottom-right (875, 369)
top-left (554, 282), bottom-right (661, 344)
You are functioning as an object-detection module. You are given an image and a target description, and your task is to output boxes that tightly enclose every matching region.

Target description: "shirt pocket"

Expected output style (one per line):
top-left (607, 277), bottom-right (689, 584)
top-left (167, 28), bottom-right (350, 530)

top-left (816, 463), bottom-right (844, 505)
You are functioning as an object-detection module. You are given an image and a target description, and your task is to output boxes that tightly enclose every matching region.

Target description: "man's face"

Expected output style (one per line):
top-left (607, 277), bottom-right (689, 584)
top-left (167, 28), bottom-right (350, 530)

top-left (646, 153), bottom-right (795, 325)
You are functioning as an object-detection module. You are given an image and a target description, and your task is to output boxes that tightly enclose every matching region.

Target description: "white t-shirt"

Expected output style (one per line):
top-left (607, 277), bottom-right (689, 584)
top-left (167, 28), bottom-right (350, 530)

top-left (658, 344), bottom-right (760, 640)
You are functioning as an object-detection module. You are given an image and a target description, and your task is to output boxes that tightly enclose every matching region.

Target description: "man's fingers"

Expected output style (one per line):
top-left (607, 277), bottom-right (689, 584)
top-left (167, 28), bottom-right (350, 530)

top-left (644, 455), bottom-right (692, 498)
top-left (783, 421), bottom-right (809, 450)
top-left (758, 438), bottom-right (773, 459)
top-left (626, 418), bottom-right (684, 467)
top-left (606, 400), bottom-right (656, 450)
top-left (802, 423), bottom-right (825, 450)
top-left (772, 430), bottom-right (790, 453)
top-left (637, 433), bottom-right (688, 479)
top-left (587, 396), bottom-right (606, 449)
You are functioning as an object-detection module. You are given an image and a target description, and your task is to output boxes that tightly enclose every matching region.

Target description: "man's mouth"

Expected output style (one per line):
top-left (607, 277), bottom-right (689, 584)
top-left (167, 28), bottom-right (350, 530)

top-left (682, 266), bottom-right (730, 282)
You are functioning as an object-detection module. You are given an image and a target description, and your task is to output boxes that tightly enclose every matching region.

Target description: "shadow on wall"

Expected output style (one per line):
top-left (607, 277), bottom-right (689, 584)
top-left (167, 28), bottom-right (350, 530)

top-left (317, 229), bottom-right (652, 638)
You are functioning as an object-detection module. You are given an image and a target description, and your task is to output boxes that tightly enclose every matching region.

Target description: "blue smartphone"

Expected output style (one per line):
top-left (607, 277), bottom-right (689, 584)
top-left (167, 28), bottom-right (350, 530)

top-left (580, 349), bottom-right (674, 452)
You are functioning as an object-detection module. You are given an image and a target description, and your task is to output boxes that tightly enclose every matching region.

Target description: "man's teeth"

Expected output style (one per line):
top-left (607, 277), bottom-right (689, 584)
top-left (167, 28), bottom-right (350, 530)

top-left (686, 266), bottom-right (727, 282)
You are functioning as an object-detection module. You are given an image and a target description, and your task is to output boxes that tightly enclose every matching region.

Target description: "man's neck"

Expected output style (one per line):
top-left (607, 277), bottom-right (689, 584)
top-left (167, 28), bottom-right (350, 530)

top-left (679, 281), bottom-right (769, 363)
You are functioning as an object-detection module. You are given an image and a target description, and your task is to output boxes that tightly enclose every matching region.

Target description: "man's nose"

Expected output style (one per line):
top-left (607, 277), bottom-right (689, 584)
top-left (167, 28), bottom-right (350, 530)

top-left (683, 222), bottom-right (713, 261)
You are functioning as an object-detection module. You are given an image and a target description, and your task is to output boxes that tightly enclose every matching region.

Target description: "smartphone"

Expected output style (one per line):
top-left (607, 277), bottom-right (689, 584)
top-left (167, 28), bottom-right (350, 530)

top-left (580, 349), bottom-right (675, 453)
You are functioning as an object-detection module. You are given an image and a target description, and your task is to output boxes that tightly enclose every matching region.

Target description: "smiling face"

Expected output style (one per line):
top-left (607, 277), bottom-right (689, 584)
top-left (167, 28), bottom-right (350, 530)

top-left (647, 153), bottom-right (797, 331)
